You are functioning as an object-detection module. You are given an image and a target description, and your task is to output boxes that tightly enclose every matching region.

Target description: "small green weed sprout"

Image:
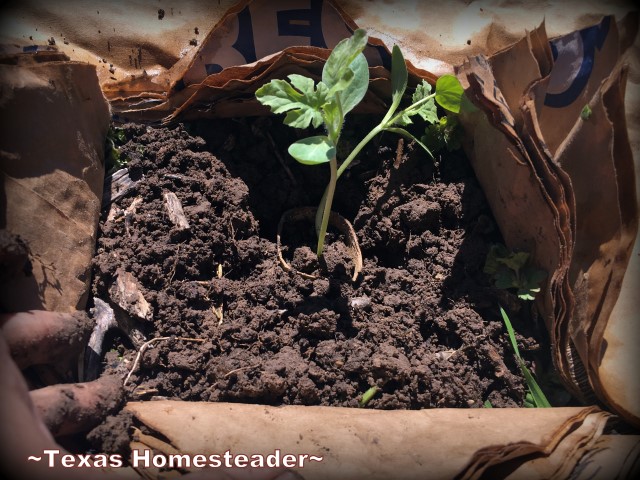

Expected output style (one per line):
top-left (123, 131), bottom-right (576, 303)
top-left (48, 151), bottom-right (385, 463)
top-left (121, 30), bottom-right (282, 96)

top-left (580, 104), bottom-right (592, 120)
top-left (106, 126), bottom-right (128, 171)
top-left (421, 114), bottom-right (463, 153)
top-left (484, 244), bottom-right (547, 301)
top-left (359, 386), bottom-right (379, 407)
top-left (500, 307), bottom-right (551, 408)
top-left (256, 29), bottom-right (464, 257)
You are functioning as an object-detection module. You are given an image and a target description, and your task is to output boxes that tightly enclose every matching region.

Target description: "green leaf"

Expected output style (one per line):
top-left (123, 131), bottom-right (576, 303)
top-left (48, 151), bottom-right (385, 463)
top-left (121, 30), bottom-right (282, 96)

top-left (520, 361), bottom-right (551, 408)
top-left (255, 79), bottom-right (303, 112)
top-left (496, 251), bottom-right (529, 273)
top-left (580, 104), bottom-right (592, 120)
top-left (500, 306), bottom-right (522, 358)
top-left (255, 77), bottom-right (327, 129)
top-left (287, 74), bottom-right (317, 97)
top-left (322, 29), bottom-right (368, 90)
top-left (494, 270), bottom-right (517, 291)
top-left (288, 136), bottom-right (335, 165)
top-left (388, 45), bottom-right (408, 119)
top-left (517, 291), bottom-right (537, 301)
top-left (322, 101), bottom-right (343, 145)
top-left (483, 244), bottom-right (504, 275)
top-left (524, 392), bottom-right (535, 408)
top-left (421, 115), bottom-right (463, 153)
top-left (326, 68), bottom-right (355, 96)
top-left (412, 80), bottom-right (432, 104)
top-left (107, 126), bottom-right (126, 144)
top-left (435, 74), bottom-right (464, 113)
top-left (283, 108), bottom-right (323, 130)
top-left (500, 307), bottom-right (551, 408)
top-left (340, 52), bottom-right (369, 115)
top-left (411, 81), bottom-right (437, 123)
top-left (483, 400), bottom-right (493, 408)
top-left (393, 111), bottom-right (414, 127)
top-left (485, 243), bottom-right (546, 300)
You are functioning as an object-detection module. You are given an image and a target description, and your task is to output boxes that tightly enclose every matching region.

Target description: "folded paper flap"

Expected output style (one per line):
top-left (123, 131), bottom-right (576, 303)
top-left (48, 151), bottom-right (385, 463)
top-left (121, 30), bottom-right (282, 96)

top-left (590, 63), bottom-right (639, 426)
top-left (458, 14), bottom-right (639, 423)
top-left (531, 59), bottom-right (638, 418)
top-left (175, 0), bottom-right (442, 90)
top-left (486, 21), bottom-right (549, 129)
top-left (552, 65), bottom-right (625, 352)
top-left (104, 0), bottom-right (440, 123)
top-left (458, 55), bottom-right (521, 150)
top-left (503, 411), bottom-right (613, 480)
top-left (125, 401), bottom-right (616, 480)
top-left (178, 0), bottom-right (364, 87)
top-left (460, 408), bottom-right (610, 480)
top-left (0, 57), bottom-right (110, 311)
top-left (457, 53), bottom-right (569, 311)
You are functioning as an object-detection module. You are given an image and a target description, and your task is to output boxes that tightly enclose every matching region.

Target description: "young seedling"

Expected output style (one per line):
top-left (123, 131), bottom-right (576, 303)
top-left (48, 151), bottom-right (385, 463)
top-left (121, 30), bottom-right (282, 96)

top-left (359, 385), bottom-right (379, 407)
top-left (106, 126), bottom-right (128, 172)
top-left (580, 104), bottom-right (592, 120)
top-left (500, 307), bottom-right (551, 408)
top-left (256, 29), bottom-right (464, 257)
top-left (484, 244), bottom-right (547, 301)
top-left (421, 113), bottom-right (463, 153)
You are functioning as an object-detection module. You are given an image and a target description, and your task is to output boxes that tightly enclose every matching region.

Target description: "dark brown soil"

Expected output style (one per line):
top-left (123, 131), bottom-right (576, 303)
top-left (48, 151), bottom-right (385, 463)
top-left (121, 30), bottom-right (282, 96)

top-left (91, 116), bottom-right (543, 411)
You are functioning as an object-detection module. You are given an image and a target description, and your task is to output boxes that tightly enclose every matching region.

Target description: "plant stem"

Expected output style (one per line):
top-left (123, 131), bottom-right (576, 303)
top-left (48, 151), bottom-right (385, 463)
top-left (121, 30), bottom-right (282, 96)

top-left (335, 93), bottom-right (435, 179)
top-left (337, 124), bottom-right (383, 178)
top-left (315, 92), bottom-right (436, 256)
top-left (388, 93), bottom-right (436, 125)
top-left (316, 156), bottom-right (338, 257)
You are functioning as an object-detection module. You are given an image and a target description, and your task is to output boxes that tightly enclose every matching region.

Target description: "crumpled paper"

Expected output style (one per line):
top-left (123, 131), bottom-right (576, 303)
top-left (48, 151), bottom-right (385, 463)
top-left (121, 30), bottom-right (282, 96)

top-left (457, 13), bottom-right (639, 426)
top-left (124, 400), bottom-right (638, 480)
top-left (0, 51), bottom-right (110, 312)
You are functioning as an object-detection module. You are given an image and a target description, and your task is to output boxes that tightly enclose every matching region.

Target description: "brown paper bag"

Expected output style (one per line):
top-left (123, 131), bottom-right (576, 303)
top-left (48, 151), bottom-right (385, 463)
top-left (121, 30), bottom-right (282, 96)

top-left (457, 15), bottom-right (639, 424)
top-left (103, 0), bottom-right (436, 123)
top-left (0, 51), bottom-right (110, 311)
top-left (124, 400), bottom-right (638, 480)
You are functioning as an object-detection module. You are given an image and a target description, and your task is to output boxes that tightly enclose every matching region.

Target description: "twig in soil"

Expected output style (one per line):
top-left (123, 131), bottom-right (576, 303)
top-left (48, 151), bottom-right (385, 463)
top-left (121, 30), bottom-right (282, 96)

top-left (123, 336), bottom-right (205, 386)
top-left (394, 137), bottom-right (405, 169)
top-left (85, 298), bottom-right (147, 381)
top-left (266, 131), bottom-right (297, 186)
top-left (168, 245), bottom-right (181, 285)
top-left (212, 305), bottom-right (224, 325)
top-left (103, 168), bottom-right (139, 207)
top-left (133, 387), bottom-right (159, 397)
top-left (124, 197), bottom-right (143, 236)
top-left (223, 363), bottom-right (260, 378)
top-left (163, 191), bottom-right (190, 231)
top-left (210, 264), bottom-right (225, 325)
